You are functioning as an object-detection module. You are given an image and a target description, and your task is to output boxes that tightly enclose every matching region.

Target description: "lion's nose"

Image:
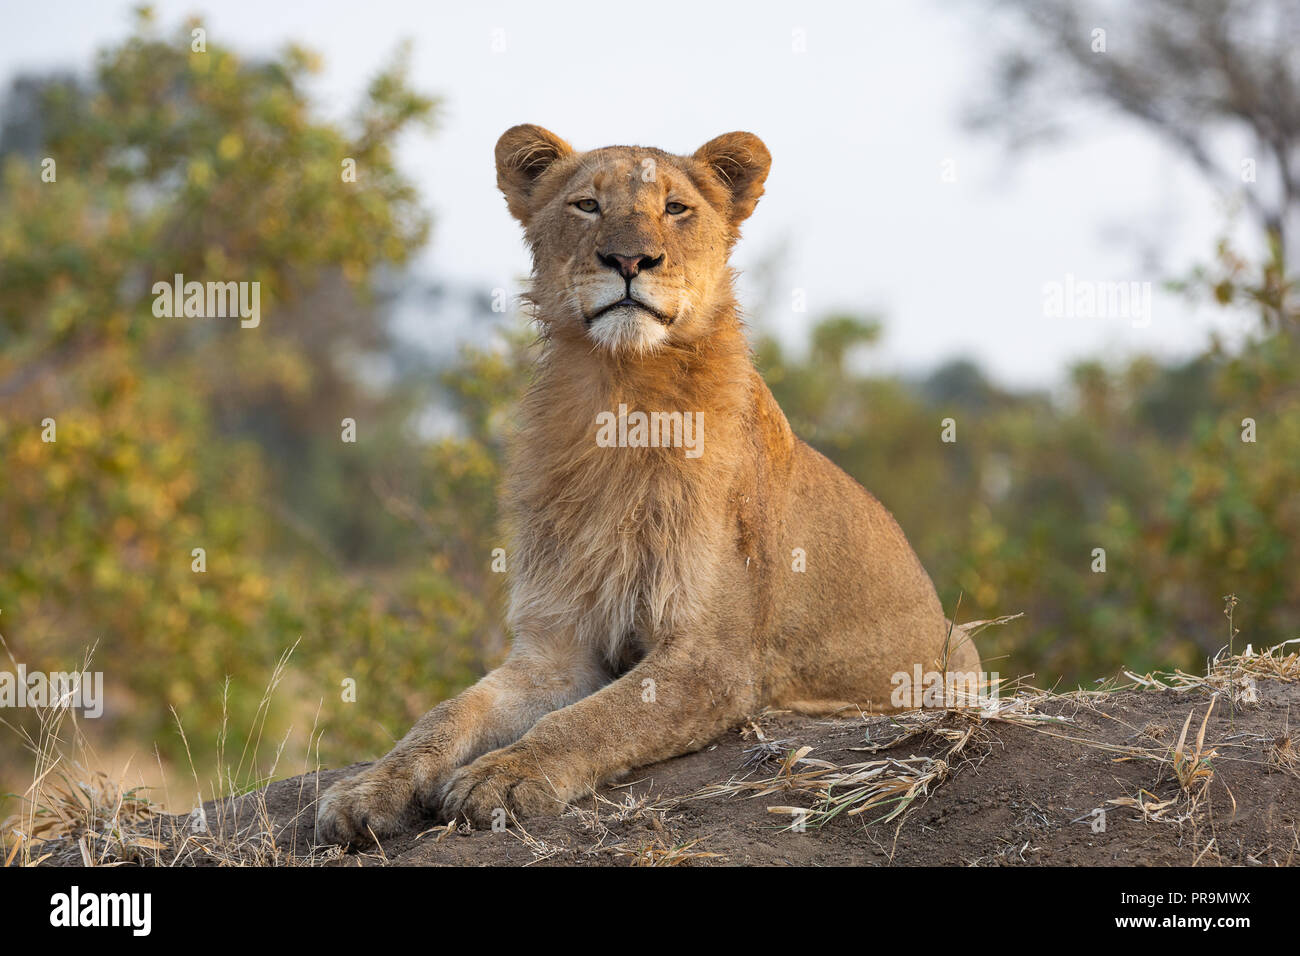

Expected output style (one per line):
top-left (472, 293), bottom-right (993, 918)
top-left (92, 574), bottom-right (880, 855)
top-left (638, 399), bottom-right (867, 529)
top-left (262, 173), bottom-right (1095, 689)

top-left (598, 252), bottom-right (664, 280)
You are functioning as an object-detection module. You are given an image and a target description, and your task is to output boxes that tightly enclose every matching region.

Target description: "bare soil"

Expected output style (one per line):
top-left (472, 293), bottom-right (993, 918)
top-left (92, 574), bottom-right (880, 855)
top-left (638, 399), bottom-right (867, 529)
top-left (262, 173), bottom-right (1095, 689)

top-left (35, 679), bottom-right (1300, 867)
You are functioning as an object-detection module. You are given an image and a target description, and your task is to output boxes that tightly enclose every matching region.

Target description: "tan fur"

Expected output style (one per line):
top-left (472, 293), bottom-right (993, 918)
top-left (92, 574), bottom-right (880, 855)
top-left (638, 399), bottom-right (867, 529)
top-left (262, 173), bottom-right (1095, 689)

top-left (315, 126), bottom-right (980, 845)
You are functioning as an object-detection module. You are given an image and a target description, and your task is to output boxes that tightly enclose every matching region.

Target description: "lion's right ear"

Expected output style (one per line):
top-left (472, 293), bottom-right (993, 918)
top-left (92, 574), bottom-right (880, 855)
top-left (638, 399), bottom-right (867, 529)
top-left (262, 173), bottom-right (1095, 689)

top-left (495, 124), bottom-right (574, 225)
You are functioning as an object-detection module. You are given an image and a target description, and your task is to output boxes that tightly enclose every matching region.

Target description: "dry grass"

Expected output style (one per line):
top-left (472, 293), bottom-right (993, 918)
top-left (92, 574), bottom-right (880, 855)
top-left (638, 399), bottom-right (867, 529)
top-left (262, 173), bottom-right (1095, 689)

top-left (1265, 732), bottom-right (1300, 777)
top-left (1171, 696), bottom-right (1219, 795)
top-left (2, 640), bottom-right (338, 867)
top-left (600, 836), bottom-right (724, 866)
top-left (688, 692), bottom-right (1061, 832)
top-left (422, 784), bottom-right (724, 866)
top-left (1021, 643), bottom-right (1300, 864)
top-left (1092, 697), bottom-right (1229, 829)
top-left (1123, 637), bottom-right (1300, 700)
top-left (574, 788), bottom-right (723, 865)
top-left (3, 765), bottom-right (163, 867)
top-left (0, 638), bottom-right (123, 866)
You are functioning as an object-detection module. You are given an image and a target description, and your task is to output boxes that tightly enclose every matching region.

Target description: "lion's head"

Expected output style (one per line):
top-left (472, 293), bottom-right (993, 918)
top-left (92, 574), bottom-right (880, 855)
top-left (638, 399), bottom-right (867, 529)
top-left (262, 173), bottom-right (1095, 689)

top-left (495, 125), bottom-right (770, 355)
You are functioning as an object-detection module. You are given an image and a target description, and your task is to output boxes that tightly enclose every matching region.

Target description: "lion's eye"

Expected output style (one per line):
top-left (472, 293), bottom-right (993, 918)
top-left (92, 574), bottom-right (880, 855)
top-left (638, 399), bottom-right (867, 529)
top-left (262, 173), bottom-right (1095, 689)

top-left (573, 199), bottom-right (600, 213)
top-left (665, 201), bottom-right (688, 215)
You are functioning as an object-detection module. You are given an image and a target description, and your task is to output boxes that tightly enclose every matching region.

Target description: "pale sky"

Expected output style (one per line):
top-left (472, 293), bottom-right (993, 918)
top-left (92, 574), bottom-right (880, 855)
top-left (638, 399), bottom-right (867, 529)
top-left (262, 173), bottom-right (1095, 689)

top-left (1, 0), bottom-right (1261, 387)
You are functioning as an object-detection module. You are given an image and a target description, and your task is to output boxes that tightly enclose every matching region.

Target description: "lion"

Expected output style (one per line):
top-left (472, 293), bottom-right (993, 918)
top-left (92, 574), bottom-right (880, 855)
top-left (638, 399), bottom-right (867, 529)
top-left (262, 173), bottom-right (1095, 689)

top-left (315, 125), bottom-right (981, 845)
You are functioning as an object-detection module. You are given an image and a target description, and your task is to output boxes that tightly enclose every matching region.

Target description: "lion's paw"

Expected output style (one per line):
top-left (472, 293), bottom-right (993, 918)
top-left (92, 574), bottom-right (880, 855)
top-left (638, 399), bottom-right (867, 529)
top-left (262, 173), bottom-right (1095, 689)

top-left (314, 767), bottom-right (419, 848)
top-left (439, 750), bottom-right (571, 827)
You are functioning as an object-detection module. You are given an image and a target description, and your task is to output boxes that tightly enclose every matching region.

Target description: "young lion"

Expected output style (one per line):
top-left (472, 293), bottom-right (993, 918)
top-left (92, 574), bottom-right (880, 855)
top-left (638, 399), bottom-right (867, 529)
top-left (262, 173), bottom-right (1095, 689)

top-left (315, 126), bottom-right (980, 845)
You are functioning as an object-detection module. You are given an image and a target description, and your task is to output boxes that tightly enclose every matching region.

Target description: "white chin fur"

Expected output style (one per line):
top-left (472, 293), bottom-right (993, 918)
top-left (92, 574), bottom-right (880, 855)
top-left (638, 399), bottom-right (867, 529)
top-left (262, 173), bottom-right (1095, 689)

top-left (587, 306), bottom-right (670, 355)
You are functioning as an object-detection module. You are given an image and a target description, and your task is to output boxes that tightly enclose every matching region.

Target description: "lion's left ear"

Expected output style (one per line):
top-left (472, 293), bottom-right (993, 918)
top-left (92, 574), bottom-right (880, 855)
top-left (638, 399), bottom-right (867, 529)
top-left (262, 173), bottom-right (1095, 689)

top-left (692, 132), bottom-right (771, 226)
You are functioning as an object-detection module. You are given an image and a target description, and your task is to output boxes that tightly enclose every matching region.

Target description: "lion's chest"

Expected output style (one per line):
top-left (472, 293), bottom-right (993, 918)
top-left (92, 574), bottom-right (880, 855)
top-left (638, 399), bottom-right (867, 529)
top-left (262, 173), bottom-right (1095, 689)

top-left (507, 455), bottom-right (722, 663)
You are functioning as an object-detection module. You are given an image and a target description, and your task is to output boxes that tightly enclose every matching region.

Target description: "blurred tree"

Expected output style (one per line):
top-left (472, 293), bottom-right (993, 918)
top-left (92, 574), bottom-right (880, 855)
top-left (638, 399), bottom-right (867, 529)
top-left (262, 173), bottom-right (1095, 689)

top-left (0, 13), bottom-right (489, 800)
top-left (971, 0), bottom-right (1300, 270)
top-left (961, 0), bottom-right (1300, 673)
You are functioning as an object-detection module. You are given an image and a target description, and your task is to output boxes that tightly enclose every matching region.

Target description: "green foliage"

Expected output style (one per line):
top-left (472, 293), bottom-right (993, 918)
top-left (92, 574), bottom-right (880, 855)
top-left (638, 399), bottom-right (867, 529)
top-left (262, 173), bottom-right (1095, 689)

top-left (0, 16), bottom-right (480, 799)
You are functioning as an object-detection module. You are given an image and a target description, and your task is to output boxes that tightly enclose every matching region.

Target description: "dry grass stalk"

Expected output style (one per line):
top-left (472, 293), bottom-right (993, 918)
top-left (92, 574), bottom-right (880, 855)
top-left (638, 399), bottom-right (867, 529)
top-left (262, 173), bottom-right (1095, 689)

top-left (1106, 790), bottom-right (1192, 825)
top-left (1266, 733), bottom-right (1300, 777)
top-left (3, 641), bottom-right (340, 868)
top-left (601, 836), bottom-right (723, 866)
top-left (1172, 696), bottom-right (1219, 795)
top-left (1125, 639), bottom-right (1300, 697)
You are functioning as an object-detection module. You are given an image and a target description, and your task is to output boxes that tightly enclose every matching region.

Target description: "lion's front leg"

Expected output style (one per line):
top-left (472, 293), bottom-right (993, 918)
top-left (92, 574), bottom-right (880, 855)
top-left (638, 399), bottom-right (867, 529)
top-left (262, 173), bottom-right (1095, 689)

top-left (441, 639), bottom-right (759, 825)
top-left (316, 637), bottom-right (607, 846)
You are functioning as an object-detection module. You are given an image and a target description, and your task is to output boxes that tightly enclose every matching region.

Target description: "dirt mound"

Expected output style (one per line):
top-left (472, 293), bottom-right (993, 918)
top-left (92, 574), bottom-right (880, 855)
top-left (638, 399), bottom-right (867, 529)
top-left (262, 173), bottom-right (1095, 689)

top-left (34, 677), bottom-right (1300, 866)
